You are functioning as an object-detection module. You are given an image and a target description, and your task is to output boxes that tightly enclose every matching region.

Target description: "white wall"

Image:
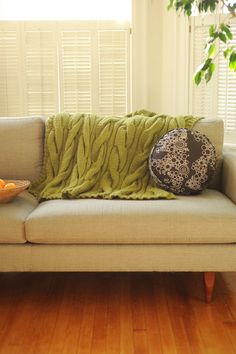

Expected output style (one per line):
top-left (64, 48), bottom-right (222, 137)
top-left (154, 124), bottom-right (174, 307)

top-left (132, 0), bottom-right (162, 112)
top-left (0, 0), bottom-right (131, 20)
top-left (160, 8), bottom-right (189, 115)
top-left (132, 0), bottom-right (189, 115)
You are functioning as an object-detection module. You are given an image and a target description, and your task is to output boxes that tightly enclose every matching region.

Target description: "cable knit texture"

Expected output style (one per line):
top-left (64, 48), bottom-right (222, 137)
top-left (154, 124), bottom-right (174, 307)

top-left (29, 110), bottom-right (201, 201)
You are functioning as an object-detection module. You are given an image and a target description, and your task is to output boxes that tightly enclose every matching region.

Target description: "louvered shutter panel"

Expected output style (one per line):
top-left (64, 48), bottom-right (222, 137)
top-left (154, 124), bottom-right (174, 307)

top-left (59, 29), bottom-right (92, 113)
top-left (23, 23), bottom-right (59, 116)
top-left (0, 21), bottom-right (130, 117)
top-left (59, 23), bottom-right (130, 115)
top-left (0, 23), bottom-right (22, 116)
top-left (98, 29), bottom-right (129, 115)
top-left (190, 16), bottom-right (236, 142)
top-left (217, 23), bottom-right (236, 135)
top-left (190, 19), bottom-right (216, 118)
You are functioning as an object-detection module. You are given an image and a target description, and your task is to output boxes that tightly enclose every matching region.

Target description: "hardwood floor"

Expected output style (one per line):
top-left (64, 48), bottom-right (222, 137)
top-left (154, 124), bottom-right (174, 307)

top-left (0, 272), bottom-right (236, 354)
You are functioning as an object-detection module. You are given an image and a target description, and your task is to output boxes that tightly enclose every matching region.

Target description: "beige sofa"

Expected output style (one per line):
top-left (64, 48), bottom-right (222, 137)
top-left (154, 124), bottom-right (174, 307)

top-left (0, 116), bottom-right (236, 302)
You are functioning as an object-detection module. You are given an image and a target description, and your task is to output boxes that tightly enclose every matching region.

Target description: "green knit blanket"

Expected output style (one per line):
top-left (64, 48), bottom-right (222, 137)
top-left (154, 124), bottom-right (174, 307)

top-left (29, 110), bottom-right (201, 201)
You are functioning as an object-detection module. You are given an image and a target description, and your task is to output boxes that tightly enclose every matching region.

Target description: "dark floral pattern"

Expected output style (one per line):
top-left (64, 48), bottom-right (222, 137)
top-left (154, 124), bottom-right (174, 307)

top-left (149, 128), bottom-right (216, 195)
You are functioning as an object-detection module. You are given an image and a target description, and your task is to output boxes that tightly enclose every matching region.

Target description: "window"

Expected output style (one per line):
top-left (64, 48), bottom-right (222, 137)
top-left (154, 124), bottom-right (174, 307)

top-left (0, 1), bottom-right (131, 116)
top-left (189, 15), bottom-right (236, 143)
top-left (0, 22), bottom-right (130, 117)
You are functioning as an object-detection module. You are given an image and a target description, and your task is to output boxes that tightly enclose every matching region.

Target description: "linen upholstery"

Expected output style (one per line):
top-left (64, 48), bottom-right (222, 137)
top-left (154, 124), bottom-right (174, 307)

top-left (193, 118), bottom-right (224, 189)
top-left (222, 146), bottom-right (236, 204)
top-left (0, 117), bottom-right (45, 181)
top-left (1, 116), bottom-right (235, 275)
top-left (193, 118), bottom-right (223, 158)
top-left (0, 245), bottom-right (30, 271)
top-left (2, 243), bottom-right (236, 272)
top-left (0, 191), bottom-right (38, 244)
top-left (26, 189), bottom-right (236, 245)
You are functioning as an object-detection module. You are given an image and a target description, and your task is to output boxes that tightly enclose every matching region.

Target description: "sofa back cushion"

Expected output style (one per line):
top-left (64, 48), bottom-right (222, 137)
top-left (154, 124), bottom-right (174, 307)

top-left (193, 118), bottom-right (224, 189)
top-left (0, 116), bottom-right (224, 188)
top-left (0, 117), bottom-right (45, 181)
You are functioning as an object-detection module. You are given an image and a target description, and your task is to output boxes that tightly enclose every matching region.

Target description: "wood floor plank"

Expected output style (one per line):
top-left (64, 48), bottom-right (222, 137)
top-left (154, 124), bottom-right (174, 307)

top-left (142, 274), bottom-right (163, 354)
top-left (192, 296), bottom-right (235, 353)
top-left (106, 274), bottom-right (121, 354)
top-left (0, 272), bottom-right (236, 354)
top-left (162, 273), bottom-right (193, 354)
top-left (120, 274), bottom-right (134, 354)
top-left (0, 274), bottom-right (54, 354)
top-left (31, 274), bottom-right (67, 354)
top-left (180, 273), bottom-right (209, 354)
top-left (41, 274), bottom-right (72, 354)
top-left (90, 274), bottom-right (109, 354)
top-left (133, 330), bottom-right (148, 354)
top-left (182, 272), bottom-right (236, 354)
top-left (76, 275), bottom-right (97, 354)
top-left (214, 273), bottom-right (236, 353)
top-left (152, 273), bottom-right (178, 354)
top-left (131, 274), bottom-right (148, 354)
top-left (60, 273), bottom-right (87, 354)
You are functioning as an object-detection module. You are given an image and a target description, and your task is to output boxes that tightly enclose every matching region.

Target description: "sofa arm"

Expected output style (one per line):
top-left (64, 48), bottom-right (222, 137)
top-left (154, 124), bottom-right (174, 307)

top-left (222, 146), bottom-right (236, 204)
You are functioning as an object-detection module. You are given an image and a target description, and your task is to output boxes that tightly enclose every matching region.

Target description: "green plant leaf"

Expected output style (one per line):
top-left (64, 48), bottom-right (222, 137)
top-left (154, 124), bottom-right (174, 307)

top-left (229, 52), bottom-right (236, 71)
top-left (228, 4), bottom-right (236, 15)
top-left (194, 70), bottom-right (202, 85)
top-left (202, 58), bottom-right (212, 71)
top-left (224, 48), bottom-right (230, 58)
top-left (205, 63), bottom-right (215, 83)
top-left (185, 5), bottom-right (192, 16)
top-left (209, 62), bottom-right (215, 73)
top-left (210, 1), bottom-right (216, 11)
top-left (219, 32), bottom-right (227, 43)
top-left (220, 24), bottom-right (233, 40)
top-left (167, 0), bottom-right (236, 84)
top-left (204, 2), bottom-right (208, 11)
top-left (205, 69), bottom-right (212, 83)
top-left (167, 0), bottom-right (174, 10)
top-left (209, 24), bottom-right (216, 37)
top-left (206, 43), bottom-right (216, 58)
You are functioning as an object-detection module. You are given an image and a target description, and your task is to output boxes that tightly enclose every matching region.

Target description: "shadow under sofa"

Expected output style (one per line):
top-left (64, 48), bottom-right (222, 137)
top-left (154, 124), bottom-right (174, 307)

top-left (0, 116), bottom-right (236, 303)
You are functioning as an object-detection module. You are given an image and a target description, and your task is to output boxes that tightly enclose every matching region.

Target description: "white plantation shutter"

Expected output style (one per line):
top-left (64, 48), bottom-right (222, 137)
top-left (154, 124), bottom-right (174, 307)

top-left (218, 22), bottom-right (236, 140)
top-left (190, 16), bottom-right (236, 143)
top-left (58, 22), bottom-right (130, 115)
top-left (23, 23), bottom-right (59, 116)
top-left (0, 21), bottom-right (130, 117)
top-left (98, 29), bottom-right (129, 115)
top-left (0, 23), bottom-right (22, 116)
top-left (190, 23), bottom-right (216, 118)
top-left (59, 29), bottom-right (92, 113)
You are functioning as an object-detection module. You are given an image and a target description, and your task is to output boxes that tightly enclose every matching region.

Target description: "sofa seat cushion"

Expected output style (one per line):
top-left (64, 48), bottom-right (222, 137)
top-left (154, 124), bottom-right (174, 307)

top-left (25, 189), bottom-right (236, 245)
top-left (0, 191), bottom-right (38, 244)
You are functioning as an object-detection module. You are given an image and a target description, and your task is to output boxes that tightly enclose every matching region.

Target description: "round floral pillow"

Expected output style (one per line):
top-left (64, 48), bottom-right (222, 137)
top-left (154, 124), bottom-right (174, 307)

top-left (149, 128), bottom-right (216, 195)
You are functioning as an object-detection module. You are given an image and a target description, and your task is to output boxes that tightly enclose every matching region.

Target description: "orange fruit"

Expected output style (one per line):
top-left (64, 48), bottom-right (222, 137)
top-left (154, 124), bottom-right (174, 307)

top-left (0, 179), bottom-right (6, 188)
top-left (4, 182), bottom-right (16, 189)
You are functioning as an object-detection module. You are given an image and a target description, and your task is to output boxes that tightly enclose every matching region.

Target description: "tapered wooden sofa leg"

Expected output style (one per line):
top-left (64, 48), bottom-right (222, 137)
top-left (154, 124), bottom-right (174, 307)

top-left (203, 272), bottom-right (216, 303)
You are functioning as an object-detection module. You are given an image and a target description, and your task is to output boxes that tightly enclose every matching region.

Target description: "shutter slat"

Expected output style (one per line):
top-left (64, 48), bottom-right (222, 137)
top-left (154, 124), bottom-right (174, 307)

top-left (60, 30), bottom-right (92, 113)
top-left (0, 29), bottom-right (21, 116)
top-left (98, 29), bottom-right (128, 116)
top-left (217, 23), bottom-right (236, 133)
top-left (191, 25), bottom-right (215, 118)
top-left (24, 28), bottom-right (58, 116)
top-left (0, 21), bottom-right (130, 117)
top-left (191, 18), bottom-right (236, 140)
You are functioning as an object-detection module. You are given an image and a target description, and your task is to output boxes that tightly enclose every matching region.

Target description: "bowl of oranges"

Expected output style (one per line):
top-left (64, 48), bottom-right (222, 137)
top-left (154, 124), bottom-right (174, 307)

top-left (0, 179), bottom-right (30, 204)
